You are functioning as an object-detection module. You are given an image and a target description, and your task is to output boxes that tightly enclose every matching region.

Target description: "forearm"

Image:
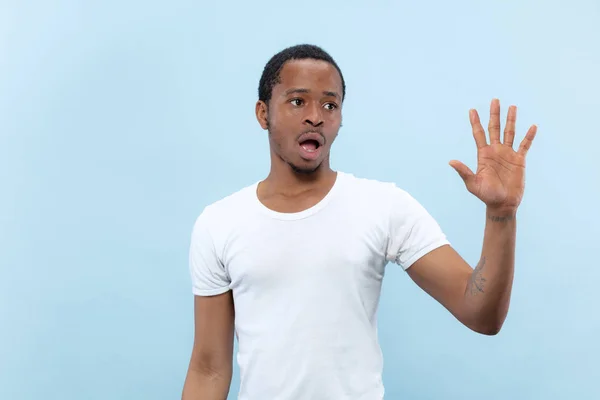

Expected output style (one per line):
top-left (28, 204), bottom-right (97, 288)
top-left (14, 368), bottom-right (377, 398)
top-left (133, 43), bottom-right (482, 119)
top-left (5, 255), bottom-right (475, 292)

top-left (463, 206), bottom-right (517, 334)
top-left (182, 364), bottom-right (232, 400)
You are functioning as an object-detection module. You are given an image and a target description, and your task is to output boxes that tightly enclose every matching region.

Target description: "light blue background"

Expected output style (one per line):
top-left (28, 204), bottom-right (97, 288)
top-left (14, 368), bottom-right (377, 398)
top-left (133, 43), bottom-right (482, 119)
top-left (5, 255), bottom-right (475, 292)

top-left (1, 0), bottom-right (599, 399)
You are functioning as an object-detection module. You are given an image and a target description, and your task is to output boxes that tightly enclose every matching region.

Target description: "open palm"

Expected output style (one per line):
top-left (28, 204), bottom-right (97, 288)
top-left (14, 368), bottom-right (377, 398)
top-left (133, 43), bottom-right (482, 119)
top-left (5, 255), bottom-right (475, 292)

top-left (450, 99), bottom-right (537, 212)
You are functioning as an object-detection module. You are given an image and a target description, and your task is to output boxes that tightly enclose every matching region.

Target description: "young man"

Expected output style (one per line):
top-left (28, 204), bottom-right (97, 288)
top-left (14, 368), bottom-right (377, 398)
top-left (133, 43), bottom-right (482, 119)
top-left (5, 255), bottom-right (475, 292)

top-left (181, 44), bottom-right (537, 400)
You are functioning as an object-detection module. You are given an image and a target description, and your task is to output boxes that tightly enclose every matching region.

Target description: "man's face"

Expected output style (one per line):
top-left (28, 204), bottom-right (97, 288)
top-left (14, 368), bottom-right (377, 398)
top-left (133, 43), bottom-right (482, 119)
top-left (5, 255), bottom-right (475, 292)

top-left (257, 59), bottom-right (343, 174)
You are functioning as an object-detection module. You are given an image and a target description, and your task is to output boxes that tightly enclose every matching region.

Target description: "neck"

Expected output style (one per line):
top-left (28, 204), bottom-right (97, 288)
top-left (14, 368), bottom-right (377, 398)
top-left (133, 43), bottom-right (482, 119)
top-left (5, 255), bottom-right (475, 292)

top-left (263, 157), bottom-right (336, 195)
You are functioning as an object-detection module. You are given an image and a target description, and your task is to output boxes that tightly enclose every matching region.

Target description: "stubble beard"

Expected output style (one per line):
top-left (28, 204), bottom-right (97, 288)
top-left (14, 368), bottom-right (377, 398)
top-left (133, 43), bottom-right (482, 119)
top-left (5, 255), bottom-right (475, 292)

top-left (289, 160), bottom-right (321, 175)
top-left (275, 134), bottom-right (323, 175)
top-left (267, 122), bottom-right (324, 175)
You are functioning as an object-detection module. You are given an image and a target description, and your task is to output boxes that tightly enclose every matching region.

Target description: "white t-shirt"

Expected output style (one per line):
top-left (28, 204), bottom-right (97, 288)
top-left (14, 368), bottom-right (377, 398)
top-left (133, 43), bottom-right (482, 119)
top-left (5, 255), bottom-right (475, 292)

top-left (189, 171), bottom-right (450, 400)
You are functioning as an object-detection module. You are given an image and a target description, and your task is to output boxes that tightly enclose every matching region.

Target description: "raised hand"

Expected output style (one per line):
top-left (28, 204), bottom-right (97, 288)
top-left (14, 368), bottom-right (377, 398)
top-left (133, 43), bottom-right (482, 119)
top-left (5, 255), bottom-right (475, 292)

top-left (449, 99), bottom-right (537, 215)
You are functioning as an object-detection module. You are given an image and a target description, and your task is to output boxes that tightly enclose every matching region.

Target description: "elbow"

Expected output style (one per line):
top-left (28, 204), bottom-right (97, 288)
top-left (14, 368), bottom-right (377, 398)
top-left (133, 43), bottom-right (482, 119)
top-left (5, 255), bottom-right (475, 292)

top-left (191, 352), bottom-right (232, 378)
top-left (463, 310), bottom-right (507, 336)
top-left (463, 299), bottom-right (510, 336)
top-left (474, 313), bottom-right (507, 335)
top-left (473, 322), bottom-right (503, 336)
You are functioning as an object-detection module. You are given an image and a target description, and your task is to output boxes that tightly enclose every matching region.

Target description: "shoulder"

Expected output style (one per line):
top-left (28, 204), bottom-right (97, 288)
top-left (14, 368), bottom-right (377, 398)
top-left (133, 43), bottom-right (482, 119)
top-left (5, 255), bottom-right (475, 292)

top-left (192, 181), bottom-right (258, 232)
top-left (338, 171), bottom-right (435, 228)
top-left (339, 171), bottom-right (415, 206)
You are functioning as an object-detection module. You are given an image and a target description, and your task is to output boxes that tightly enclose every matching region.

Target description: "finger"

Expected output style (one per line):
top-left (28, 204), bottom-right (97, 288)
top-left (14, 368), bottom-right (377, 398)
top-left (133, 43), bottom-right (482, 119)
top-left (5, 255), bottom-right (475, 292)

top-left (449, 160), bottom-right (475, 185)
top-left (488, 98), bottom-right (501, 144)
top-left (469, 109), bottom-right (487, 149)
top-left (503, 105), bottom-right (517, 148)
top-left (517, 124), bottom-right (538, 156)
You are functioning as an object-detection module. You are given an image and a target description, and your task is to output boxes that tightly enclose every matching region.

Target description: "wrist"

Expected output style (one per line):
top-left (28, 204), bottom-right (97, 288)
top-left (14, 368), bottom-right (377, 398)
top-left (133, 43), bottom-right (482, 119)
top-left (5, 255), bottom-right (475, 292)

top-left (486, 206), bottom-right (517, 222)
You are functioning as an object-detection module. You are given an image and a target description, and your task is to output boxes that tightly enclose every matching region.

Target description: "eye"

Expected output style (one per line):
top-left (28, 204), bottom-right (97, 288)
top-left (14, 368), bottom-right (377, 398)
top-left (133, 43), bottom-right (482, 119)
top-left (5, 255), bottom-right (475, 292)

top-left (323, 102), bottom-right (338, 111)
top-left (289, 98), bottom-right (304, 106)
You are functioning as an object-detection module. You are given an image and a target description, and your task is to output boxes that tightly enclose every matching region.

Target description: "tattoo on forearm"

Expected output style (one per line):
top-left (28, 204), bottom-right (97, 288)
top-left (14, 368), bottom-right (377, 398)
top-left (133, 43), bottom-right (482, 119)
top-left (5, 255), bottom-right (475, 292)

top-left (487, 214), bottom-right (515, 223)
top-left (466, 256), bottom-right (486, 296)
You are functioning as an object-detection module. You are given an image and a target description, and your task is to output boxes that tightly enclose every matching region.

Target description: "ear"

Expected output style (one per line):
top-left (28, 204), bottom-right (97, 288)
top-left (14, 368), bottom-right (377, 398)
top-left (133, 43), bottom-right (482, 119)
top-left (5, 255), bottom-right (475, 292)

top-left (255, 100), bottom-right (269, 130)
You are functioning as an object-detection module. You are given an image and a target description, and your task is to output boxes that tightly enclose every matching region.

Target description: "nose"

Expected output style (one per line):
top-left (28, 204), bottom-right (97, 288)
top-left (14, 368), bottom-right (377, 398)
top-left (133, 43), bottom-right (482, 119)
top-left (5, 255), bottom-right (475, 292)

top-left (304, 103), bottom-right (324, 127)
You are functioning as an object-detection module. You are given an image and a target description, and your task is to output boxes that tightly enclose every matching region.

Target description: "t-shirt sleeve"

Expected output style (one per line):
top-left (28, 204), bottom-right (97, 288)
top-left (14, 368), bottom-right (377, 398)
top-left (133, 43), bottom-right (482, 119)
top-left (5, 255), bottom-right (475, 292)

top-left (188, 209), bottom-right (231, 296)
top-left (385, 184), bottom-right (450, 270)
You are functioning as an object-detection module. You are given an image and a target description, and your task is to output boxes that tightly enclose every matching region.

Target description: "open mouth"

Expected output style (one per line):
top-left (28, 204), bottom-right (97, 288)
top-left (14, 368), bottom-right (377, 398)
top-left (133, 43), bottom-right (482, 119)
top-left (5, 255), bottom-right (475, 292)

top-left (299, 139), bottom-right (321, 153)
top-left (297, 132), bottom-right (324, 161)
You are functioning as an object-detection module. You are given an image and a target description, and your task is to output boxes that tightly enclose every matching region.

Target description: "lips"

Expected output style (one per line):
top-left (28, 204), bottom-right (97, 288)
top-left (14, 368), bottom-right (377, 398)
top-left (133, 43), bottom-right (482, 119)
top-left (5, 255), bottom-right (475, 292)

top-left (297, 131), bottom-right (324, 161)
top-left (298, 131), bottom-right (325, 147)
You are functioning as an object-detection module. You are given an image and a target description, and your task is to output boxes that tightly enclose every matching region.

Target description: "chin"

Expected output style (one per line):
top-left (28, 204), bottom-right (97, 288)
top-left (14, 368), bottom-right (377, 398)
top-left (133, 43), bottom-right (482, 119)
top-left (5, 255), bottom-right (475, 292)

top-left (288, 160), bottom-right (322, 175)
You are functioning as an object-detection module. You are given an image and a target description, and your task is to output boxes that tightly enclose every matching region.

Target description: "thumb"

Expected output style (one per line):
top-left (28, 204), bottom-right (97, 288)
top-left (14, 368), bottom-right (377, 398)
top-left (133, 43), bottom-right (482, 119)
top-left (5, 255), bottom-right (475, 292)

top-left (449, 160), bottom-right (475, 186)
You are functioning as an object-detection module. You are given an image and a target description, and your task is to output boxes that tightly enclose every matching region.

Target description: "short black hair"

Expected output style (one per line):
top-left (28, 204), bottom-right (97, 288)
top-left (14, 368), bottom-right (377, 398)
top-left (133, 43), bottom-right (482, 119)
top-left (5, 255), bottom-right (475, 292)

top-left (258, 44), bottom-right (346, 104)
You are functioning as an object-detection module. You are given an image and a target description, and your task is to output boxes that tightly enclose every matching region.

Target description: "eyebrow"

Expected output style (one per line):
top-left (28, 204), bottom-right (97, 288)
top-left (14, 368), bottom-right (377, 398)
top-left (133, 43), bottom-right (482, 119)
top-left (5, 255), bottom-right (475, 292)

top-left (284, 88), bottom-right (340, 99)
top-left (322, 91), bottom-right (340, 99)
